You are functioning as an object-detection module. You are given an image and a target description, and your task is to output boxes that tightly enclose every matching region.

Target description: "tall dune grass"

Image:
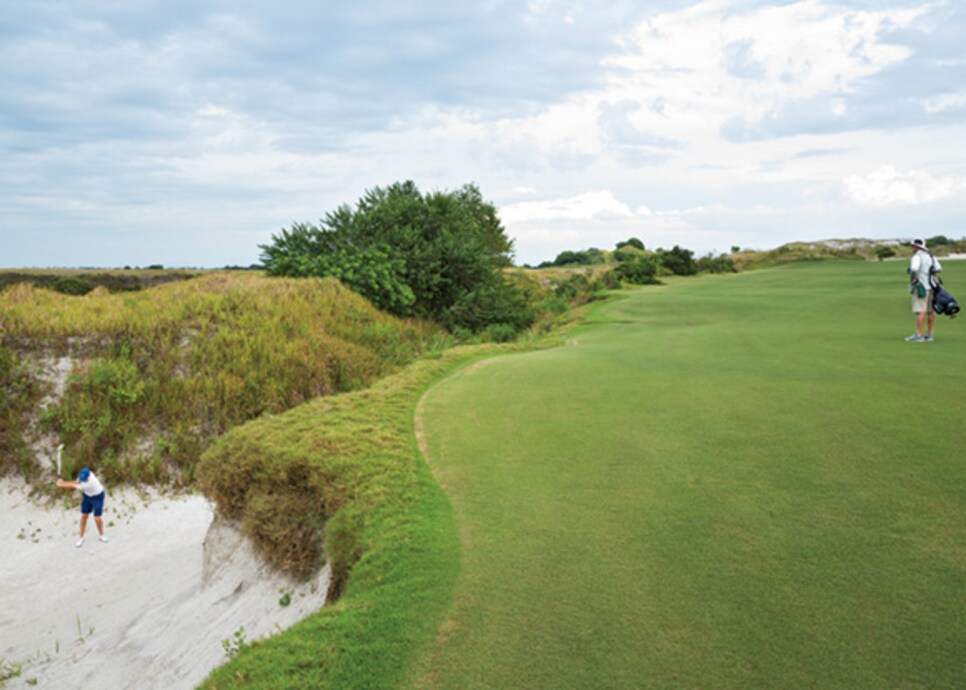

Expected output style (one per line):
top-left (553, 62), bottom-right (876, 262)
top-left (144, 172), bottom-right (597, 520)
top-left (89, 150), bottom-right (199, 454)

top-left (0, 272), bottom-right (443, 485)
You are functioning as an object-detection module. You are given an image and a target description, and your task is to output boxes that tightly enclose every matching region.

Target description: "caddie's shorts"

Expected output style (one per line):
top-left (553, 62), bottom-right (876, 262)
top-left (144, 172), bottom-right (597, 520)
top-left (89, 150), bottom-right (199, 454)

top-left (81, 492), bottom-right (105, 517)
top-left (912, 289), bottom-right (934, 314)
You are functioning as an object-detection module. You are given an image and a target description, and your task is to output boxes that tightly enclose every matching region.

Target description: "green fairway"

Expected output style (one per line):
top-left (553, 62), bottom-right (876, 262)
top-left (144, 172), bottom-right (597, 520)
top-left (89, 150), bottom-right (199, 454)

top-left (412, 260), bottom-right (966, 689)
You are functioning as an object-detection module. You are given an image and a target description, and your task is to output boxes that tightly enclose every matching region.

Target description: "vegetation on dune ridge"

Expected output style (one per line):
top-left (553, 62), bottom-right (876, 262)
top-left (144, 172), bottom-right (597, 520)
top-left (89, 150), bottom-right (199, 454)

top-left (0, 267), bottom-right (202, 295)
top-left (0, 272), bottom-right (442, 486)
top-left (532, 234), bottom-right (966, 277)
top-left (732, 235), bottom-right (966, 270)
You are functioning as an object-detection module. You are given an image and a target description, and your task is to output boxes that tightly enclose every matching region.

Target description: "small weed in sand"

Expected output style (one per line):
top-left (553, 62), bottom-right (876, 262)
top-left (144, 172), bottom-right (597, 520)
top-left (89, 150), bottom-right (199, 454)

top-left (0, 658), bottom-right (23, 681)
top-left (16, 522), bottom-right (42, 543)
top-left (221, 626), bottom-right (249, 659)
top-left (75, 615), bottom-right (93, 645)
top-left (277, 590), bottom-right (291, 607)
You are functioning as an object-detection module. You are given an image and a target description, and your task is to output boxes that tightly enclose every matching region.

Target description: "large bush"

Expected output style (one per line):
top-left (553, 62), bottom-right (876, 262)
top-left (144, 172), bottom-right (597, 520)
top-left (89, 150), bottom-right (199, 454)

top-left (658, 245), bottom-right (698, 276)
top-left (616, 237), bottom-right (645, 251)
top-left (261, 181), bottom-right (532, 334)
top-left (537, 248), bottom-right (608, 268)
top-left (615, 256), bottom-right (662, 285)
top-left (696, 253), bottom-right (737, 274)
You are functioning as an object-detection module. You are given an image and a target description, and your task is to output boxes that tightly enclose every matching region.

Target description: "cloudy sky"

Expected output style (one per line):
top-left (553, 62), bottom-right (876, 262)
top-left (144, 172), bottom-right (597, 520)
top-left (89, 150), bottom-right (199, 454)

top-left (2, 0), bottom-right (965, 268)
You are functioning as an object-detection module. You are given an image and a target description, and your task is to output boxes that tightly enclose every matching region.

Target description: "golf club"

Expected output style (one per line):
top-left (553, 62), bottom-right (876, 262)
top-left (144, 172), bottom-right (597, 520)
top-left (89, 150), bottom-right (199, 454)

top-left (56, 443), bottom-right (64, 478)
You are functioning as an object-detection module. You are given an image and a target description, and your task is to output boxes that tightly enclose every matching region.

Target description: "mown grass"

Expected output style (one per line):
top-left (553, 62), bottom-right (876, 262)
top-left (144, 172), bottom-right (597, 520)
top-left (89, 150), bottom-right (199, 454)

top-left (0, 272), bottom-right (441, 485)
top-left (412, 260), bottom-right (965, 688)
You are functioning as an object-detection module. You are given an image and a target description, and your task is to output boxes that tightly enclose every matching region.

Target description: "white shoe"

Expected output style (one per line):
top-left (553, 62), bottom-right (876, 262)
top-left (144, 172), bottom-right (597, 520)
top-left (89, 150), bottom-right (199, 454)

top-left (75, 538), bottom-right (85, 548)
top-left (99, 535), bottom-right (109, 543)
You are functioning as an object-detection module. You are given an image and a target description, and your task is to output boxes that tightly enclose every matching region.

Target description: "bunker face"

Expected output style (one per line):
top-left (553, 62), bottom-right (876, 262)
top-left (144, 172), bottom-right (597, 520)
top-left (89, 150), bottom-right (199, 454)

top-left (0, 480), bottom-right (329, 690)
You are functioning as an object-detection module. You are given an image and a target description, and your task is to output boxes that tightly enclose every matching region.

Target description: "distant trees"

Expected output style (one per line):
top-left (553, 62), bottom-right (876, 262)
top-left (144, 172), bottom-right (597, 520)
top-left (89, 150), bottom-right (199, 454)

top-left (875, 246), bottom-right (897, 261)
top-left (614, 255), bottom-right (661, 284)
top-left (260, 181), bottom-right (533, 334)
top-left (696, 253), bottom-right (737, 274)
top-left (657, 246), bottom-right (698, 276)
top-left (51, 276), bottom-right (95, 295)
top-left (616, 237), bottom-right (645, 251)
top-left (538, 248), bottom-right (608, 268)
top-left (529, 238), bottom-right (735, 285)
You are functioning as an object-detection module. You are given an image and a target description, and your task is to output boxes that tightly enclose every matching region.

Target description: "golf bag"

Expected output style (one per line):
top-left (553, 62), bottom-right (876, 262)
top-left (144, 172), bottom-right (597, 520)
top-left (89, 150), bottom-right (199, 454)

top-left (933, 284), bottom-right (960, 317)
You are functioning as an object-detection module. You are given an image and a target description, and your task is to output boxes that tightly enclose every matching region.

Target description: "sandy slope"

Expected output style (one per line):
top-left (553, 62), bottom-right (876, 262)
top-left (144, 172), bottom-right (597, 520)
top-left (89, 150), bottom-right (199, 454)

top-left (0, 479), bottom-right (329, 689)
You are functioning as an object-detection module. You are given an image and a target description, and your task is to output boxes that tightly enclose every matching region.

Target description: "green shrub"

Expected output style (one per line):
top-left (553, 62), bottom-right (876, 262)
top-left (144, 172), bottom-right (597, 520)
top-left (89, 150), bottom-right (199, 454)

top-left (657, 245), bottom-right (698, 276)
top-left (0, 346), bottom-right (37, 477)
top-left (484, 323), bottom-right (518, 343)
top-left (51, 276), bottom-right (95, 296)
top-left (616, 237), bottom-right (645, 251)
top-left (615, 256), bottom-right (662, 285)
top-left (696, 253), bottom-right (738, 274)
top-left (552, 275), bottom-right (584, 301)
top-left (593, 269), bottom-right (623, 291)
top-left (443, 278), bottom-right (534, 335)
top-left (40, 350), bottom-right (149, 479)
top-left (875, 246), bottom-right (897, 261)
top-left (539, 248), bottom-right (608, 268)
top-left (613, 245), bottom-right (647, 263)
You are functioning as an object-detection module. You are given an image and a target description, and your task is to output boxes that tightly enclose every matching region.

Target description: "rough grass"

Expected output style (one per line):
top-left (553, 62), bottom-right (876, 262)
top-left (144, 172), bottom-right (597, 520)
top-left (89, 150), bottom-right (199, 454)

top-left (0, 272), bottom-right (442, 485)
top-left (0, 345), bottom-right (40, 476)
top-left (0, 267), bottom-right (202, 293)
top-left (412, 260), bottom-right (966, 689)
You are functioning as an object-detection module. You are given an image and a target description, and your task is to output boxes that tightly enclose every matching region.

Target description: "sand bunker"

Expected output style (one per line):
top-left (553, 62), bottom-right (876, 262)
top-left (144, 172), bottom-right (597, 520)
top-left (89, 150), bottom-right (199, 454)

top-left (0, 479), bottom-right (329, 689)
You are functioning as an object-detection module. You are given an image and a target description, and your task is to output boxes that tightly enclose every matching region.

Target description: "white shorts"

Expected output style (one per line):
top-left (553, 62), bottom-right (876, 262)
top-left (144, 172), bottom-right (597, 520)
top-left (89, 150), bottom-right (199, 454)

top-left (912, 290), bottom-right (934, 314)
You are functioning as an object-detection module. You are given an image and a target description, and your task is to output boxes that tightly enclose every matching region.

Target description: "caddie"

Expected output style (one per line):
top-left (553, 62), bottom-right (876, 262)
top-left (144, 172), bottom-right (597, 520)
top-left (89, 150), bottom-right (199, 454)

top-left (905, 238), bottom-right (942, 343)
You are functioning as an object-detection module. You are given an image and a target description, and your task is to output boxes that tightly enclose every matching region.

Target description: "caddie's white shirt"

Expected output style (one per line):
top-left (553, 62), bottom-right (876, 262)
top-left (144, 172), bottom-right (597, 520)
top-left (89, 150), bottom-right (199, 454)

top-left (910, 251), bottom-right (941, 288)
top-left (77, 472), bottom-right (104, 497)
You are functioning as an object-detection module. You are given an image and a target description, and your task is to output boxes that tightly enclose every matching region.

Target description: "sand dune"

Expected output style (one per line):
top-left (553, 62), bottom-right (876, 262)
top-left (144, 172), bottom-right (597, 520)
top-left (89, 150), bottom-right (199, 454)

top-left (0, 479), bottom-right (328, 689)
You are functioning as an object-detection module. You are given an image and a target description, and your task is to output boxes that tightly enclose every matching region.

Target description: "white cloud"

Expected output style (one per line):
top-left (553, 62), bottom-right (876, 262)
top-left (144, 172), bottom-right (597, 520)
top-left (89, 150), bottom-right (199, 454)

top-left (458, 0), bottom-right (933, 183)
top-left (601, 0), bottom-right (924, 142)
top-left (500, 190), bottom-right (634, 224)
top-left (843, 166), bottom-right (966, 206)
top-left (922, 91), bottom-right (966, 114)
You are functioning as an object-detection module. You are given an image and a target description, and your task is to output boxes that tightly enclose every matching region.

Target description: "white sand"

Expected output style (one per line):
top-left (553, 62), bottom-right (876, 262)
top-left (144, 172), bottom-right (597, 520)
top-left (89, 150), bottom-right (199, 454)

top-left (0, 479), bottom-right (329, 689)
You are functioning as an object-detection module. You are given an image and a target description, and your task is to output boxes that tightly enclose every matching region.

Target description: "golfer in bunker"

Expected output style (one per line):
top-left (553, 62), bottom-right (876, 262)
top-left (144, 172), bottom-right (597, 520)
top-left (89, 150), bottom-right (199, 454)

top-left (56, 467), bottom-right (109, 547)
